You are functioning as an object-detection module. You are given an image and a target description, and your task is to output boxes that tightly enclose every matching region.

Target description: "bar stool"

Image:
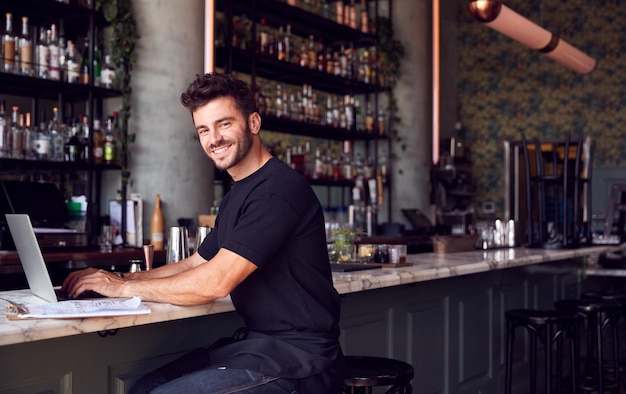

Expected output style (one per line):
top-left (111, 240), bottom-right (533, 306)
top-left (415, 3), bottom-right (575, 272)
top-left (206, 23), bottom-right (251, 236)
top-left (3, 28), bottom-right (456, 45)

top-left (504, 309), bottom-right (580, 394)
top-left (581, 291), bottom-right (626, 387)
top-left (342, 355), bottom-right (414, 394)
top-left (555, 298), bottom-right (621, 393)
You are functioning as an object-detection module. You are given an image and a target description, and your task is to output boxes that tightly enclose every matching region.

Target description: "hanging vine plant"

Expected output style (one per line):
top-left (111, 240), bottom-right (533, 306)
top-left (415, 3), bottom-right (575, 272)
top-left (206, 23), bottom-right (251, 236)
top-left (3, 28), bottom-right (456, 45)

top-left (377, 16), bottom-right (406, 172)
top-left (95, 0), bottom-right (139, 186)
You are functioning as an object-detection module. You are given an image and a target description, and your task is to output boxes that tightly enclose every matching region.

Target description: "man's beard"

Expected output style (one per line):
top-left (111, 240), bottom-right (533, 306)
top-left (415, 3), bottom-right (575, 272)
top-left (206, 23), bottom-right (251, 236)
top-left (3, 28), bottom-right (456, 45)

top-left (212, 123), bottom-right (254, 171)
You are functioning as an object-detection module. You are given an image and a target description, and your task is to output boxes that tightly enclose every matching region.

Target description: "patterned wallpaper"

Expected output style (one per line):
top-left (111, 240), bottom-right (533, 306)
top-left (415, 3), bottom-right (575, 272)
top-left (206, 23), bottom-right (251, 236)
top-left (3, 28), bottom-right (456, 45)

top-left (456, 0), bottom-right (626, 217)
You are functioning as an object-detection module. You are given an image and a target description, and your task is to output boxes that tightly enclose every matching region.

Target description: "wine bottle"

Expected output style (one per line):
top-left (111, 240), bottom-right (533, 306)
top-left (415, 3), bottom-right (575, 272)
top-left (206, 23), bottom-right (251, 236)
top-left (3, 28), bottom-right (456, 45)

top-left (150, 194), bottom-right (164, 250)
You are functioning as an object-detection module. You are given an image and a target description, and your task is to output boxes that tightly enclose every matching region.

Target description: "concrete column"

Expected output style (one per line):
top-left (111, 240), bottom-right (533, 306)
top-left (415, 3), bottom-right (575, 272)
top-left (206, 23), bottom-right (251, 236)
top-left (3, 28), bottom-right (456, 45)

top-left (390, 0), bottom-right (433, 225)
top-left (103, 0), bottom-right (213, 236)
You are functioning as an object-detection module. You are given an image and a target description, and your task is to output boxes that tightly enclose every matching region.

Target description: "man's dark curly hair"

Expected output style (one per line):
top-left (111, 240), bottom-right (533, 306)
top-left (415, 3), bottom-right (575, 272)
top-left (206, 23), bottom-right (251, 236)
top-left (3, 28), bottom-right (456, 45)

top-left (180, 73), bottom-right (258, 120)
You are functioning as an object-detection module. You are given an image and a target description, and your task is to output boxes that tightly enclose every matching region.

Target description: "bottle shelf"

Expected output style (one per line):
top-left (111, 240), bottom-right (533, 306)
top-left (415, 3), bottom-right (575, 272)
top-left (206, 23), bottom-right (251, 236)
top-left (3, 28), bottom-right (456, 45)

top-left (217, 47), bottom-right (385, 96)
top-left (0, 157), bottom-right (121, 171)
top-left (261, 114), bottom-right (386, 141)
top-left (0, 0), bottom-right (101, 26)
top-left (0, 72), bottom-right (122, 101)
top-left (218, 0), bottom-right (377, 47)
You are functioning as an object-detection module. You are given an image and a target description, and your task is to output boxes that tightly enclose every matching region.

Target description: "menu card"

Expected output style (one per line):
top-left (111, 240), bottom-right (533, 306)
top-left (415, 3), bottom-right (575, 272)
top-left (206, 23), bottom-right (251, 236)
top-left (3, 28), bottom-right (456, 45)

top-left (4, 296), bottom-right (151, 320)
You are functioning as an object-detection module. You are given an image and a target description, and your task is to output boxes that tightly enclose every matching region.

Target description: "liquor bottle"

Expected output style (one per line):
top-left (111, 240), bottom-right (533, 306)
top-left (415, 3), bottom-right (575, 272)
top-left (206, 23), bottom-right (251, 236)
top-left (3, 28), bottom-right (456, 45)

top-left (92, 118), bottom-right (104, 164)
top-left (81, 38), bottom-right (90, 84)
top-left (347, 0), bottom-right (357, 29)
top-left (360, 0), bottom-right (369, 33)
top-left (0, 100), bottom-right (8, 158)
top-left (365, 100), bottom-right (374, 133)
top-left (93, 42), bottom-right (102, 86)
top-left (276, 26), bottom-right (286, 61)
top-left (19, 17), bottom-right (32, 76)
top-left (64, 40), bottom-right (80, 83)
top-left (36, 27), bottom-right (49, 79)
top-left (23, 112), bottom-right (34, 160)
top-left (257, 18), bottom-right (268, 55)
top-left (274, 84), bottom-right (283, 118)
top-left (48, 24), bottom-right (60, 80)
top-left (150, 194), bottom-right (164, 251)
top-left (57, 21), bottom-right (67, 81)
top-left (64, 124), bottom-right (81, 162)
top-left (299, 41), bottom-right (309, 68)
top-left (10, 106), bottom-right (22, 159)
top-left (34, 112), bottom-right (51, 160)
top-left (49, 106), bottom-right (64, 161)
top-left (3, 13), bottom-right (15, 73)
top-left (104, 116), bottom-right (116, 164)
top-left (79, 115), bottom-right (90, 162)
top-left (307, 35), bottom-right (317, 69)
top-left (101, 55), bottom-right (117, 88)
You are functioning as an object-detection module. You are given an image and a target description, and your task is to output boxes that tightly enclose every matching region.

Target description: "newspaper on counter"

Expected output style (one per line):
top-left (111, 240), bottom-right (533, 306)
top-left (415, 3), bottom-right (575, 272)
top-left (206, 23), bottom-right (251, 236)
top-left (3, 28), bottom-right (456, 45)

top-left (3, 296), bottom-right (151, 319)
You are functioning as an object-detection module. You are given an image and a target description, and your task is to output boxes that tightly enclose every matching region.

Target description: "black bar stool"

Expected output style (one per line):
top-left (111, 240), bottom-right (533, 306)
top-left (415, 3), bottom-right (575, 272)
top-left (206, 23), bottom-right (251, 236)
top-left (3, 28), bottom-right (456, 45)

top-left (581, 291), bottom-right (626, 387)
top-left (504, 309), bottom-right (580, 394)
top-left (555, 298), bottom-right (621, 393)
top-left (342, 355), bottom-right (414, 394)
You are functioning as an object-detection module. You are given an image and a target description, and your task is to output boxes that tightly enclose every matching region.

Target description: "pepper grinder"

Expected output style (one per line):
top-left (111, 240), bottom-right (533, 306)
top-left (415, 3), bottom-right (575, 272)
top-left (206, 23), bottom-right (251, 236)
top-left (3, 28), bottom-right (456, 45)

top-left (143, 244), bottom-right (154, 271)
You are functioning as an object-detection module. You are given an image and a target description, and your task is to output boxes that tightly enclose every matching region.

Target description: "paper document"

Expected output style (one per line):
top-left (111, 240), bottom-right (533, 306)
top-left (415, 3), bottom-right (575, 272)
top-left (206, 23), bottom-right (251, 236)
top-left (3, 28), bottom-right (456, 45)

top-left (6, 296), bottom-right (151, 319)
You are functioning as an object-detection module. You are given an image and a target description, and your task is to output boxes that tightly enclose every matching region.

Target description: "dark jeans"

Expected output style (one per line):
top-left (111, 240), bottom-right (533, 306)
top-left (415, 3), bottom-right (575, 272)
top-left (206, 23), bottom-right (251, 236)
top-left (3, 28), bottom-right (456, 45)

top-left (129, 329), bottom-right (295, 394)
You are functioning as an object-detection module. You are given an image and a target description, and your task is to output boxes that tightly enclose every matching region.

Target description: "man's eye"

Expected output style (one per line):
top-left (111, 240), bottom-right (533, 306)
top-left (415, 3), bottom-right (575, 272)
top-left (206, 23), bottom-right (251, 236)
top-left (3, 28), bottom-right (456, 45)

top-left (198, 129), bottom-right (209, 135)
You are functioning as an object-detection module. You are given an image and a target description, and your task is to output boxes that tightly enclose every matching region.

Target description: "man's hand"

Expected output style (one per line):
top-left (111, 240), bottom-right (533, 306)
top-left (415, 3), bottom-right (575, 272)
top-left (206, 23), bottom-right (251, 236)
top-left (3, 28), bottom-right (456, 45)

top-left (61, 268), bottom-right (127, 299)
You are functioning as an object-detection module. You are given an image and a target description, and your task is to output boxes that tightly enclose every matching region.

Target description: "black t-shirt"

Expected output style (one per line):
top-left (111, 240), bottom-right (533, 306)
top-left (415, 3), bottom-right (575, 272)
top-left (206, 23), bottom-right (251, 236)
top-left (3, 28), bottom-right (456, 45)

top-left (198, 157), bottom-right (344, 392)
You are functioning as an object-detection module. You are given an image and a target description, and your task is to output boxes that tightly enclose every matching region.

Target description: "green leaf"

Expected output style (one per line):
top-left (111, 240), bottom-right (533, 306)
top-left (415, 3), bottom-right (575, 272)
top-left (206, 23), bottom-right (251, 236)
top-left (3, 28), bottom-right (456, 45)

top-left (102, 2), bottom-right (118, 21)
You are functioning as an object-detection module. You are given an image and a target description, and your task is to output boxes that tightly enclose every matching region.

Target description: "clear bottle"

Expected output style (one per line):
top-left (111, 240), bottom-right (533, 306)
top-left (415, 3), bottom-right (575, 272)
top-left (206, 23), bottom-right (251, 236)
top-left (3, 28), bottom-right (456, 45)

top-left (48, 24), bottom-right (60, 80)
top-left (79, 115), bottom-right (90, 162)
top-left (101, 55), bottom-right (117, 88)
top-left (10, 106), bottom-right (22, 159)
top-left (19, 17), bottom-right (32, 76)
top-left (93, 41), bottom-right (101, 86)
top-left (64, 124), bottom-right (81, 162)
top-left (81, 37), bottom-right (90, 84)
top-left (360, 0), bottom-right (369, 33)
top-left (103, 116), bottom-right (116, 164)
top-left (3, 13), bottom-right (15, 73)
top-left (64, 40), bottom-right (80, 83)
top-left (150, 194), bottom-right (164, 251)
top-left (34, 112), bottom-right (51, 160)
top-left (276, 26), bottom-right (286, 61)
top-left (35, 27), bottom-right (48, 79)
top-left (307, 35), bottom-right (317, 69)
top-left (23, 112), bottom-right (34, 160)
top-left (49, 107), bottom-right (65, 161)
top-left (0, 100), bottom-right (8, 158)
top-left (92, 118), bottom-right (104, 164)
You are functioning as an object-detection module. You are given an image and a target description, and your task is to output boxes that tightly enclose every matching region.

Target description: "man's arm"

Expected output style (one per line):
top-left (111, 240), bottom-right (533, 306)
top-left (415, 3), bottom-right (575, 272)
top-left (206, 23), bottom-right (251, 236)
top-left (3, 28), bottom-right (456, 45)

top-left (62, 248), bottom-right (257, 305)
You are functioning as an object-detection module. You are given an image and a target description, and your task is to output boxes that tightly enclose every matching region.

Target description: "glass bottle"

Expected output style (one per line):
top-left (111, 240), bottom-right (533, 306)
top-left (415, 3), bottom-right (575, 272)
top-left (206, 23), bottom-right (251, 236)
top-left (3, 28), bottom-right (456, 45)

top-left (49, 106), bottom-right (64, 161)
top-left (101, 55), bottom-right (117, 88)
top-left (81, 37), bottom-right (90, 84)
top-left (64, 40), bottom-right (80, 83)
top-left (36, 27), bottom-right (48, 79)
top-left (360, 0), bottom-right (369, 33)
top-left (64, 123), bottom-right (81, 162)
top-left (3, 13), bottom-right (15, 73)
top-left (19, 17), bottom-right (32, 76)
top-left (150, 194), bottom-right (164, 251)
top-left (92, 118), bottom-right (104, 164)
top-left (0, 100), bottom-right (8, 158)
top-left (23, 112), bottom-right (34, 160)
top-left (10, 106), bottom-right (22, 159)
top-left (104, 116), bottom-right (116, 164)
top-left (307, 35), bottom-right (317, 69)
top-left (79, 115), bottom-right (90, 162)
top-left (48, 24), bottom-right (60, 80)
top-left (276, 26), bottom-right (286, 62)
top-left (34, 112), bottom-right (51, 160)
top-left (93, 42), bottom-right (101, 86)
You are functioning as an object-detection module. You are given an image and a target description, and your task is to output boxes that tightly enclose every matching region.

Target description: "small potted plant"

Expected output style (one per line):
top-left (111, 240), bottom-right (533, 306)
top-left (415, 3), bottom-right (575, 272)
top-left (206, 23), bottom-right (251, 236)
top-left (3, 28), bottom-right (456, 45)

top-left (330, 226), bottom-right (358, 262)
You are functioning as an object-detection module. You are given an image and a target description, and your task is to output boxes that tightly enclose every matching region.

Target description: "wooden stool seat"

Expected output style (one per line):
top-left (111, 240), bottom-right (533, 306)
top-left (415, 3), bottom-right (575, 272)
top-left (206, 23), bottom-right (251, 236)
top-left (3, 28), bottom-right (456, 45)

top-left (343, 355), bottom-right (414, 394)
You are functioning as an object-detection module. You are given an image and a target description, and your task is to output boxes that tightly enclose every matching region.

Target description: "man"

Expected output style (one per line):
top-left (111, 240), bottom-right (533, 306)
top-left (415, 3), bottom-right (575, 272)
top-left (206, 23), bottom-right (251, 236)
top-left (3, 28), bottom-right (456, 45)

top-left (62, 73), bottom-right (344, 393)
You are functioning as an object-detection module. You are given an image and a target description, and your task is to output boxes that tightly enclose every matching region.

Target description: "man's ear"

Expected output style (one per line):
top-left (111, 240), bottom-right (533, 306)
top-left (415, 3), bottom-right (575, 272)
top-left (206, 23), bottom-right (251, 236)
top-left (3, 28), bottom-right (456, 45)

top-left (249, 112), bottom-right (262, 134)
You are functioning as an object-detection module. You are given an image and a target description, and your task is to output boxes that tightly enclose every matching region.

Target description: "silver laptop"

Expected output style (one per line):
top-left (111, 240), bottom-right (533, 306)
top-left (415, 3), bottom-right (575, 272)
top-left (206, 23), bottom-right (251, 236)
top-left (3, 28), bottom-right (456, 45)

top-left (6, 214), bottom-right (59, 303)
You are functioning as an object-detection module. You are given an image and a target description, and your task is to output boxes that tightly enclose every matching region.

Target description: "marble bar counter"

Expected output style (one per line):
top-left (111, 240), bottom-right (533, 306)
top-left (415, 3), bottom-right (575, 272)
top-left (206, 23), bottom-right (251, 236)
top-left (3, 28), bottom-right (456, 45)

top-left (0, 245), bottom-right (610, 347)
top-left (0, 245), bottom-right (615, 393)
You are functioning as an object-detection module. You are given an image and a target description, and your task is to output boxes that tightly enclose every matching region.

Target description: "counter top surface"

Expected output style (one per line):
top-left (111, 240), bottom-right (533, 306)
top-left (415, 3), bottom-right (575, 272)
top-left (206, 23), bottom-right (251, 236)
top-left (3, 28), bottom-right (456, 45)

top-left (0, 245), bottom-right (612, 346)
